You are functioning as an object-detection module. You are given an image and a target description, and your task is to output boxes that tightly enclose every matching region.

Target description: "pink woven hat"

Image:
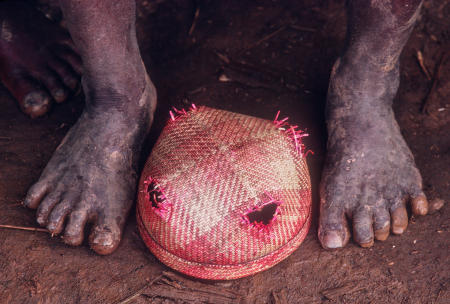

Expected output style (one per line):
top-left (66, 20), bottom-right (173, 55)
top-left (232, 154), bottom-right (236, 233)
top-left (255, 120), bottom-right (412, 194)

top-left (137, 105), bottom-right (312, 280)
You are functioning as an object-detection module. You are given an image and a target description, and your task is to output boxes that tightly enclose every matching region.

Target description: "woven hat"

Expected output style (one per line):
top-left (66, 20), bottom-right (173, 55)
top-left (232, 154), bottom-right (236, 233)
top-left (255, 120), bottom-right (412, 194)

top-left (137, 106), bottom-right (311, 280)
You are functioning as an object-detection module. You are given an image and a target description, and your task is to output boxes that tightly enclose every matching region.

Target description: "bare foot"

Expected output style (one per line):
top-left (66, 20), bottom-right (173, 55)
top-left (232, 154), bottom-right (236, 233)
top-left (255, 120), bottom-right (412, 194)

top-left (0, 1), bottom-right (81, 118)
top-left (24, 75), bottom-right (156, 254)
top-left (22, 0), bottom-right (156, 255)
top-left (318, 59), bottom-right (428, 249)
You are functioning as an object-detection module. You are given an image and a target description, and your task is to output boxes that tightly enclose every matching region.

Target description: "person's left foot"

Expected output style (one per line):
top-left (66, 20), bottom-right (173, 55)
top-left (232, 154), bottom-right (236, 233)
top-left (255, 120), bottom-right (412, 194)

top-left (24, 75), bottom-right (156, 254)
top-left (318, 59), bottom-right (429, 249)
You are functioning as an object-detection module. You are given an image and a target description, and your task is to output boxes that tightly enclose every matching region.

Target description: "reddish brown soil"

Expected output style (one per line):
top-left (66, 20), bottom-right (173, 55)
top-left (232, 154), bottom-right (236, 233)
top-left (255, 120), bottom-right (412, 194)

top-left (0, 1), bottom-right (448, 303)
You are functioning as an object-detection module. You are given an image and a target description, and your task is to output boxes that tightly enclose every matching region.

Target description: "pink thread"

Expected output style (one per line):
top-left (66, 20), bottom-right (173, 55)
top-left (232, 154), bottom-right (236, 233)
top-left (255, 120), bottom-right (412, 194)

top-left (273, 111), bottom-right (289, 129)
top-left (169, 104), bottom-right (198, 121)
top-left (304, 150), bottom-right (314, 157)
top-left (273, 110), bottom-right (310, 157)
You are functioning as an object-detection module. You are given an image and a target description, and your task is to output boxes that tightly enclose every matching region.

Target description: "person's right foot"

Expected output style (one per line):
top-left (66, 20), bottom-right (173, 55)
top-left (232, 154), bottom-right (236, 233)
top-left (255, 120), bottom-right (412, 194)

top-left (0, 1), bottom-right (81, 118)
top-left (24, 74), bottom-right (157, 254)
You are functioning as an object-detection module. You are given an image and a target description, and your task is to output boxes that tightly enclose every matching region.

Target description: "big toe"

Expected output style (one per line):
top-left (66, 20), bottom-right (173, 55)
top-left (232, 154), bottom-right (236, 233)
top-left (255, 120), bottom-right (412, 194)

top-left (3, 70), bottom-right (53, 118)
top-left (22, 90), bottom-right (51, 118)
top-left (320, 230), bottom-right (347, 249)
top-left (89, 217), bottom-right (123, 255)
top-left (318, 204), bottom-right (350, 249)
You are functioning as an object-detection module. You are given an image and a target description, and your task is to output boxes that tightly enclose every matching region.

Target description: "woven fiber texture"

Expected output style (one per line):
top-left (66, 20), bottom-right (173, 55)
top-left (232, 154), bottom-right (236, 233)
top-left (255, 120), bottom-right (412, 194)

top-left (137, 106), bottom-right (311, 280)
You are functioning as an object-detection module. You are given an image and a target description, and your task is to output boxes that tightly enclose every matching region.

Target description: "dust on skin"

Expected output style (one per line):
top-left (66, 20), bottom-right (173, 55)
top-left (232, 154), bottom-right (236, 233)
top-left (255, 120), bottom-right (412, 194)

top-left (0, 0), bottom-right (442, 254)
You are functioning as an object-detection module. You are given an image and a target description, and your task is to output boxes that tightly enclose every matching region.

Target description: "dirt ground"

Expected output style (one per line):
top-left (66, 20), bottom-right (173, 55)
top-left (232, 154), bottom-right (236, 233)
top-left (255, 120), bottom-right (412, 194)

top-left (0, 0), bottom-right (449, 303)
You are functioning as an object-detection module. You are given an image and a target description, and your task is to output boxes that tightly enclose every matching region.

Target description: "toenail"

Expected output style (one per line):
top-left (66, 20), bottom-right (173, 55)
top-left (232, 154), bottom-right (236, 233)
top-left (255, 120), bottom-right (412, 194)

top-left (92, 233), bottom-right (114, 247)
top-left (412, 196), bottom-right (428, 215)
top-left (23, 92), bottom-right (50, 117)
top-left (90, 233), bottom-right (119, 255)
top-left (360, 240), bottom-right (374, 248)
top-left (428, 198), bottom-right (445, 214)
top-left (36, 216), bottom-right (46, 226)
top-left (52, 89), bottom-right (66, 102)
top-left (47, 223), bottom-right (58, 232)
top-left (374, 226), bottom-right (390, 241)
top-left (322, 230), bottom-right (343, 249)
top-left (392, 225), bottom-right (405, 234)
top-left (24, 91), bottom-right (49, 107)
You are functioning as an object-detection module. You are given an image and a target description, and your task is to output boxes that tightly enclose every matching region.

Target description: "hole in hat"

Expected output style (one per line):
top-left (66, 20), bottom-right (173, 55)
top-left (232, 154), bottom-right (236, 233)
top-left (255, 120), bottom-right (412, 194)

top-left (246, 202), bottom-right (279, 226)
top-left (147, 181), bottom-right (165, 209)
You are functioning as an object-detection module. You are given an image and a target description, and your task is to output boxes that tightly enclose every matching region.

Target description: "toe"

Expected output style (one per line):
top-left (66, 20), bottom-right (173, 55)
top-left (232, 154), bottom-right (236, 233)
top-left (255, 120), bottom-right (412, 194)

top-left (320, 230), bottom-right (347, 249)
top-left (1, 66), bottom-right (52, 117)
top-left (63, 209), bottom-right (89, 246)
top-left (36, 192), bottom-right (61, 226)
top-left (48, 58), bottom-right (80, 91)
top-left (411, 194), bottom-right (428, 216)
top-left (57, 37), bottom-right (78, 54)
top-left (36, 70), bottom-right (68, 103)
top-left (47, 199), bottom-right (73, 235)
top-left (352, 209), bottom-right (374, 248)
top-left (55, 47), bottom-right (83, 75)
top-left (373, 207), bottom-right (390, 241)
top-left (318, 201), bottom-right (350, 249)
top-left (390, 203), bottom-right (408, 234)
top-left (24, 182), bottom-right (49, 209)
top-left (89, 214), bottom-right (125, 255)
top-left (5, 74), bottom-right (51, 118)
top-left (22, 90), bottom-right (52, 118)
top-left (428, 198), bottom-right (445, 214)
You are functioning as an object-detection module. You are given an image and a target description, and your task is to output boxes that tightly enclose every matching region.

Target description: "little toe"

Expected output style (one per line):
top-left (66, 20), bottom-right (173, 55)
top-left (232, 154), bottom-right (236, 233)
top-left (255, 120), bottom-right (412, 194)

top-left (373, 207), bottom-right (390, 241)
top-left (429, 198), bottom-right (445, 214)
top-left (318, 203), bottom-right (350, 249)
top-left (411, 194), bottom-right (428, 216)
top-left (47, 199), bottom-right (73, 235)
top-left (391, 203), bottom-right (408, 234)
top-left (352, 209), bottom-right (374, 248)
top-left (63, 209), bottom-right (89, 246)
top-left (89, 215), bottom-right (124, 255)
top-left (24, 182), bottom-right (49, 209)
top-left (36, 192), bottom-right (61, 226)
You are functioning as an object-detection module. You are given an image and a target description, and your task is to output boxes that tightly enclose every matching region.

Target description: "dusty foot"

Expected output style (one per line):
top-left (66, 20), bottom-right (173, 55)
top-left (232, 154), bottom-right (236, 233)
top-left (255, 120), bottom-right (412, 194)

top-left (24, 76), bottom-right (156, 255)
top-left (318, 59), bottom-right (429, 249)
top-left (0, 1), bottom-right (81, 118)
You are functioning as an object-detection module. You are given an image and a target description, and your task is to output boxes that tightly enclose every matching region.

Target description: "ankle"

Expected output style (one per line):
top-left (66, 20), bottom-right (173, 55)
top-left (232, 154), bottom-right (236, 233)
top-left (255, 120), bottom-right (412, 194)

top-left (83, 72), bottom-right (157, 123)
top-left (327, 57), bottom-right (400, 113)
